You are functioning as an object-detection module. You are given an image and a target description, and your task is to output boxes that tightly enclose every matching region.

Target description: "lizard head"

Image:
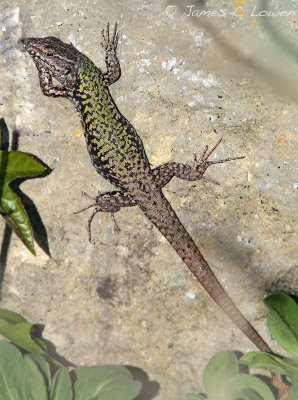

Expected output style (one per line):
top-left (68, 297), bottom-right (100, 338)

top-left (22, 36), bottom-right (80, 88)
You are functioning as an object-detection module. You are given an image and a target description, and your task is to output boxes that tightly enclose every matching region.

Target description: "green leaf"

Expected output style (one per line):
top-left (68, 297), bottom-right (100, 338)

top-left (284, 358), bottom-right (298, 369)
top-left (73, 365), bottom-right (141, 400)
top-left (186, 394), bottom-right (206, 400)
top-left (230, 374), bottom-right (275, 400)
top-left (264, 294), bottom-right (298, 357)
top-left (0, 341), bottom-right (49, 400)
top-left (50, 367), bottom-right (73, 400)
top-left (23, 356), bottom-right (48, 400)
top-left (0, 308), bottom-right (63, 368)
top-left (240, 389), bottom-right (263, 400)
top-left (0, 150), bottom-right (47, 254)
top-left (287, 370), bottom-right (298, 400)
top-left (26, 354), bottom-right (50, 389)
top-left (0, 340), bottom-right (25, 400)
top-left (0, 314), bottom-right (46, 355)
top-left (203, 350), bottom-right (238, 397)
top-left (240, 351), bottom-right (298, 375)
top-left (0, 308), bottom-right (27, 323)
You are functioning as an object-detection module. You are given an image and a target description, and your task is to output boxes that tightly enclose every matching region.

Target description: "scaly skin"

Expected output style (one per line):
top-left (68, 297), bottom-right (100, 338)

top-left (22, 23), bottom-right (272, 352)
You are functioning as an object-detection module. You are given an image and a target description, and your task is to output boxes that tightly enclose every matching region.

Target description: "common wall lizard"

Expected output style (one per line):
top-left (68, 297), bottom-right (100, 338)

top-left (22, 23), bottom-right (271, 352)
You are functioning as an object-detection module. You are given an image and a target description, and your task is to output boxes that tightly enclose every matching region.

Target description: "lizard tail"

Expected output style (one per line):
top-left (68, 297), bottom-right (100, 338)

top-left (140, 190), bottom-right (272, 353)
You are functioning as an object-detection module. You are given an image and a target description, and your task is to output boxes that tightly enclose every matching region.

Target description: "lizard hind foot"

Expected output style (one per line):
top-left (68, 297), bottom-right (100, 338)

top-left (194, 138), bottom-right (245, 176)
top-left (87, 207), bottom-right (102, 242)
top-left (202, 175), bottom-right (220, 185)
top-left (72, 201), bottom-right (100, 242)
top-left (81, 191), bottom-right (96, 201)
top-left (87, 209), bottom-right (121, 242)
top-left (73, 202), bottom-right (99, 215)
top-left (194, 138), bottom-right (223, 169)
top-left (111, 212), bottom-right (121, 233)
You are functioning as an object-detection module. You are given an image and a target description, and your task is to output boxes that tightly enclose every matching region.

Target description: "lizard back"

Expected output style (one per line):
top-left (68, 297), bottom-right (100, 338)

top-left (73, 55), bottom-right (152, 191)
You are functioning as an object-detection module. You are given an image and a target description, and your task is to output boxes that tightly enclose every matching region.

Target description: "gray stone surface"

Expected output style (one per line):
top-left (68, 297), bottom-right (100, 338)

top-left (0, 1), bottom-right (297, 398)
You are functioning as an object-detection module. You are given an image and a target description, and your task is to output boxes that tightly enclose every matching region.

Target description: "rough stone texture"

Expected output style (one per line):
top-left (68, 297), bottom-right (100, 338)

top-left (0, 0), bottom-right (297, 398)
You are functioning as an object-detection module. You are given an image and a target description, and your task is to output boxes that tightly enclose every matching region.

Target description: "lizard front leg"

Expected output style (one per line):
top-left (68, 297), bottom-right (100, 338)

top-left (74, 191), bottom-right (137, 241)
top-left (152, 138), bottom-right (244, 188)
top-left (35, 64), bottom-right (68, 97)
top-left (101, 22), bottom-right (121, 86)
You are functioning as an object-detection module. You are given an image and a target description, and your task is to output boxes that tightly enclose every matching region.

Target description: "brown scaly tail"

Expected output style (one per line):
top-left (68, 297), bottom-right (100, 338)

top-left (140, 190), bottom-right (272, 352)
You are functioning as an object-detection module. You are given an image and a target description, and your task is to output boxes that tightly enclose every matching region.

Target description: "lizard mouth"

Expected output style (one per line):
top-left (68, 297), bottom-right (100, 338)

top-left (22, 38), bottom-right (57, 79)
top-left (22, 38), bottom-right (45, 65)
top-left (22, 38), bottom-right (37, 55)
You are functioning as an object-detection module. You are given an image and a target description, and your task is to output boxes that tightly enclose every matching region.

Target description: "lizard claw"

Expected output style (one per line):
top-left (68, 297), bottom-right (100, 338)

top-left (202, 175), bottom-right (220, 185)
top-left (73, 202), bottom-right (99, 214)
top-left (111, 212), bottom-right (121, 233)
top-left (86, 209), bottom-right (121, 242)
top-left (87, 207), bottom-right (101, 242)
top-left (81, 191), bottom-right (96, 201)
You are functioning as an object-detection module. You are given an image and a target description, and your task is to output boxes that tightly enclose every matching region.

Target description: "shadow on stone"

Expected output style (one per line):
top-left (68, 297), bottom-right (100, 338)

top-left (42, 339), bottom-right (76, 370)
top-left (28, 323), bottom-right (76, 372)
top-left (125, 365), bottom-right (160, 400)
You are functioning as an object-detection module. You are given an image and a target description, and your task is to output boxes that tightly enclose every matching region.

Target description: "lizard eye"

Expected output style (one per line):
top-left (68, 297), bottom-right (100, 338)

top-left (45, 51), bottom-right (53, 56)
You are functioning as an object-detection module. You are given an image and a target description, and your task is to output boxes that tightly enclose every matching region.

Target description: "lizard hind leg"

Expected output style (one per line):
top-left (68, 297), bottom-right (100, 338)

top-left (73, 191), bottom-right (137, 241)
top-left (152, 138), bottom-right (245, 188)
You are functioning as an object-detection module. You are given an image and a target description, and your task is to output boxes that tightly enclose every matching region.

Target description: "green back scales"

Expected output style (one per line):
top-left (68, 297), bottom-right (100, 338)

top-left (73, 55), bottom-right (150, 191)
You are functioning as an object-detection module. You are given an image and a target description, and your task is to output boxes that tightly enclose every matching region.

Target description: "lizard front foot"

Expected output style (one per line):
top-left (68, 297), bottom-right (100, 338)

top-left (100, 22), bottom-right (119, 54)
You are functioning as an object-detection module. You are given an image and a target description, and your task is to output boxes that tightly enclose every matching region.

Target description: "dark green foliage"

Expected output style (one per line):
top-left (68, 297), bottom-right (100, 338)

top-left (0, 150), bottom-right (46, 254)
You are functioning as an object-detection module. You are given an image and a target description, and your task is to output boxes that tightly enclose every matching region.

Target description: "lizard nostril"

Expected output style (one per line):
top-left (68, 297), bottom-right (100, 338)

top-left (21, 38), bottom-right (33, 50)
top-left (21, 38), bottom-right (28, 47)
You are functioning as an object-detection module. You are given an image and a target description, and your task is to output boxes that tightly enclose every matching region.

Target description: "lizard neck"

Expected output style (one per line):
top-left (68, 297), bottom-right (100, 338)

top-left (72, 55), bottom-right (120, 122)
